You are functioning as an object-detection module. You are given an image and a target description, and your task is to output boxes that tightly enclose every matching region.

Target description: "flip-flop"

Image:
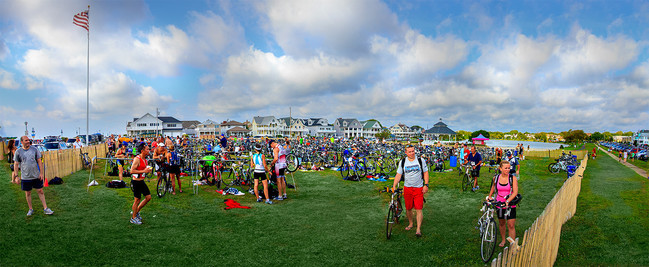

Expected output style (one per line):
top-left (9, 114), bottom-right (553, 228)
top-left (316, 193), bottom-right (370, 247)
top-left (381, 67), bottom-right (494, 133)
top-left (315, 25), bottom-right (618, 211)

top-left (416, 232), bottom-right (422, 238)
top-left (405, 226), bottom-right (413, 231)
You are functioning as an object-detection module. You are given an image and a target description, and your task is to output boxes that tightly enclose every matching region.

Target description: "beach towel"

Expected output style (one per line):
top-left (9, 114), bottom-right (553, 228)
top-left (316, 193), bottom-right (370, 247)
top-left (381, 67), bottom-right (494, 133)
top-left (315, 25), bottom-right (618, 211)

top-left (224, 199), bottom-right (251, 210)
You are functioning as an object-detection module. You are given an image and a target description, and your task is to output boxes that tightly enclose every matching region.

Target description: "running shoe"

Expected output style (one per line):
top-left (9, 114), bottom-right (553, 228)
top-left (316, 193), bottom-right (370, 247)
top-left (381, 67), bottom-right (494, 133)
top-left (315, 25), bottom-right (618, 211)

top-left (130, 218), bottom-right (142, 225)
top-left (43, 208), bottom-right (54, 215)
top-left (257, 197), bottom-right (263, 202)
top-left (265, 199), bottom-right (273, 205)
top-left (130, 211), bottom-right (141, 220)
top-left (27, 209), bottom-right (34, 216)
top-left (283, 194), bottom-right (287, 199)
top-left (275, 196), bottom-right (284, 201)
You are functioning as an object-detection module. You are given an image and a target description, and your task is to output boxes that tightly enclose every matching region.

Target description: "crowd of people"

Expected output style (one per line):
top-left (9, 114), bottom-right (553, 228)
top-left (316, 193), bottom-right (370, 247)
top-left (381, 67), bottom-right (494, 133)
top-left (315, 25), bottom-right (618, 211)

top-left (7, 133), bottom-right (523, 244)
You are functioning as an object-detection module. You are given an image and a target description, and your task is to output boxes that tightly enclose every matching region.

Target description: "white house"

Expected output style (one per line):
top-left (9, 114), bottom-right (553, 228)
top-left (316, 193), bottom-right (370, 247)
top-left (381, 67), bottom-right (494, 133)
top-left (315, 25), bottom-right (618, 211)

top-left (219, 120), bottom-right (248, 135)
top-left (334, 118), bottom-right (363, 138)
top-left (252, 116), bottom-right (281, 137)
top-left (389, 123), bottom-right (415, 139)
top-left (361, 120), bottom-right (383, 139)
top-left (634, 130), bottom-right (649, 145)
top-left (181, 120), bottom-right (201, 138)
top-left (278, 117), bottom-right (309, 136)
top-left (197, 119), bottom-right (220, 139)
top-left (303, 118), bottom-right (336, 137)
top-left (126, 113), bottom-right (183, 137)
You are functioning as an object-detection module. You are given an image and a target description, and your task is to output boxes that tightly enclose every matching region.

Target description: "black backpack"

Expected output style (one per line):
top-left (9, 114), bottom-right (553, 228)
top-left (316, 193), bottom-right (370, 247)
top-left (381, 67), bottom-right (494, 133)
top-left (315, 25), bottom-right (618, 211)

top-left (49, 177), bottom-right (63, 185)
top-left (106, 180), bottom-right (126, 188)
top-left (398, 157), bottom-right (425, 184)
top-left (491, 173), bottom-right (522, 205)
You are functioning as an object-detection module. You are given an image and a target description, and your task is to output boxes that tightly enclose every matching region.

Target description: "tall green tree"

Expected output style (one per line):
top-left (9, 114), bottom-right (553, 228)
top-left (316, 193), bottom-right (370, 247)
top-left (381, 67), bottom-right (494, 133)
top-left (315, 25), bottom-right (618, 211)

top-left (470, 130), bottom-right (490, 139)
top-left (375, 129), bottom-right (391, 141)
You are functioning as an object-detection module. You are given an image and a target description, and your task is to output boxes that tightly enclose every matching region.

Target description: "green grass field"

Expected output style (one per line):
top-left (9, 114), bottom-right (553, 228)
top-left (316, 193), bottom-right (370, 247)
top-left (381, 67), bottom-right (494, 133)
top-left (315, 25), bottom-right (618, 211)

top-left (1, 150), bottom-right (645, 266)
top-left (556, 145), bottom-right (649, 265)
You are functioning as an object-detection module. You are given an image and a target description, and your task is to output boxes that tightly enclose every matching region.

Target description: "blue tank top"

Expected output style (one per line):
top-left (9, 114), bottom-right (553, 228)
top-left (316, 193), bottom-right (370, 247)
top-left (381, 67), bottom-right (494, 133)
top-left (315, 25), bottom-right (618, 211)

top-left (253, 153), bottom-right (265, 173)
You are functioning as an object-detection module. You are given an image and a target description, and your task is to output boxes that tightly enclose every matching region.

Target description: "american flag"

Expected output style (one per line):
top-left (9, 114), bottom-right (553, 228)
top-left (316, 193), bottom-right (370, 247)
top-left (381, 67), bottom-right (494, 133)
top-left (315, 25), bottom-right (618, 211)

top-left (73, 10), bottom-right (89, 31)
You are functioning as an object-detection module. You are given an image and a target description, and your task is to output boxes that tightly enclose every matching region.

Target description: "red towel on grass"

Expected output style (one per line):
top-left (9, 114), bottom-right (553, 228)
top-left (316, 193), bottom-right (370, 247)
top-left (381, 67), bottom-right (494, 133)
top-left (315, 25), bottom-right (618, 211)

top-left (224, 199), bottom-right (251, 210)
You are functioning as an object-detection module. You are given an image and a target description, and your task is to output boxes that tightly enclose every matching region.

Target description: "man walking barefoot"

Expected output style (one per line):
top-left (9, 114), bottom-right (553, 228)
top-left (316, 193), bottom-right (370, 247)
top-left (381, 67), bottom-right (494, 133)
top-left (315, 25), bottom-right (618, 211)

top-left (14, 136), bottom-right (53, 216)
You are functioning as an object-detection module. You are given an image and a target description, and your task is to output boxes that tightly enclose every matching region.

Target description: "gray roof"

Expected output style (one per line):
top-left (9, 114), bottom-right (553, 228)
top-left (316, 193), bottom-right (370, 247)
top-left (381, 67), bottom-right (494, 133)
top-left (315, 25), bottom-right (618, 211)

top-left (158, 116), bottom-right (182, 123)
top-left (424, 121), bottom-right (457, 135)
top-left (304, 118), bottom-right (328, 126)
top-left (221, 120), bottom-right (246, 127)
top-left (335, 118), bottom-right (362, 128)
top-left (182, 120), bottom-right (201, 129)
top-left (253, 116), bottom-right (276, 125)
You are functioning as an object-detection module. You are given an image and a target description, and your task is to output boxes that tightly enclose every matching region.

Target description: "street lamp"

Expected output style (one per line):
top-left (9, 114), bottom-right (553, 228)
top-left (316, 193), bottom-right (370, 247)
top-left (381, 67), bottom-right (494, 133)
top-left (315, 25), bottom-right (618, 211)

top-left (24, 122), bottom-right (28, 136)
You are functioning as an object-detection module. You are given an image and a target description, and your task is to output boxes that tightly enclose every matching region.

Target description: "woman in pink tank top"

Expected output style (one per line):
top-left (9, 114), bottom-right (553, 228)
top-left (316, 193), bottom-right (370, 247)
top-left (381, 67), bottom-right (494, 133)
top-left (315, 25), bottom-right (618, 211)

top-left (487, 160), bottom-right (519, 247)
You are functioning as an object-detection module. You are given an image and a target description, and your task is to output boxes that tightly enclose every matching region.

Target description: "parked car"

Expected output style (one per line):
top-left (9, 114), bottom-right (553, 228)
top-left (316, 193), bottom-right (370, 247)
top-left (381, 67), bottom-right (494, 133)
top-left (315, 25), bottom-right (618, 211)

top-left (32, 144), bottom-right (48, 153)
top-left (43, 142), bottom-right (69, 150)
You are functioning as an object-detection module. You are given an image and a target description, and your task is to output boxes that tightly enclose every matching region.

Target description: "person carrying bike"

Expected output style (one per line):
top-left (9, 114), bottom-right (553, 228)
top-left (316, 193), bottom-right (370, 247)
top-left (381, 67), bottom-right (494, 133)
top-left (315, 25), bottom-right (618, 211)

top-left (130, 143), bottom-right (153, 225)
top-left (250, 144), bottom-right (272, 204)
top-left (486, 160), bottom-right (519, 247)
top-left (468, 146), bottom-right (482, 192)
top-left (167, 145), bottom-right (182, 194)
top-left (152, 142), bottom-right (168, 182)
top-left (392, 145), bottom-right (429, 237)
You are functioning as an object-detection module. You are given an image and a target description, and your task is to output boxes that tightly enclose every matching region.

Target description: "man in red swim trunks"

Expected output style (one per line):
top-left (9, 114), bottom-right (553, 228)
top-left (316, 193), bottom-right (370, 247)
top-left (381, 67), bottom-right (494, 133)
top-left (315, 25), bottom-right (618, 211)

top-left (392, 145), bottom-right (429, 237)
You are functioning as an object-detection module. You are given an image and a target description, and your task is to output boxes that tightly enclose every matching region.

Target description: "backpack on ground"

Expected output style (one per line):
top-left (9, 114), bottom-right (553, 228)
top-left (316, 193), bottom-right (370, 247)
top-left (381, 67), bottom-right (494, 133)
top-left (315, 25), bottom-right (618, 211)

top-left (49, 177), bottom-right (63, 185)
top-left (106, 180), bottom-right (126, 188)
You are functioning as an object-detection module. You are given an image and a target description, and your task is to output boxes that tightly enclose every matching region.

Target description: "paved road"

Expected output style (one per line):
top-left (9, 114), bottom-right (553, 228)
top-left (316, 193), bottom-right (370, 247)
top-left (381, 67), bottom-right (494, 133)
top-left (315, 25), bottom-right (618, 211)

top-left (596, 145), bottom-right (648, 178)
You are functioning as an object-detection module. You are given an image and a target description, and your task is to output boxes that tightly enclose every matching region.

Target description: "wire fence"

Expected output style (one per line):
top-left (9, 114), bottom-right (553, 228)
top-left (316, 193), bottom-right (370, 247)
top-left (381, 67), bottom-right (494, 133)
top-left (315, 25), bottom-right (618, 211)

top-left (491, 156), bottom-right (588, 267)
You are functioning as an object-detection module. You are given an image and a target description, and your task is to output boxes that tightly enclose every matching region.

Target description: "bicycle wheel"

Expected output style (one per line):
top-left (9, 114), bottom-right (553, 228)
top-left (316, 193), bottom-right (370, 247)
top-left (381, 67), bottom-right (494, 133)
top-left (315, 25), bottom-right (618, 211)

top-left (462, 173), bottom-right (471, 192)
top-left (215, 170), bottom-right (222, 189)
top-left (327, 153), bottom-right (338, 166)
top-left (480, 217), bottom-right (498, 263)
top-left (339, 164), bottom-right (349, 179)
top-left (286, 154), bottom-right (299, 172)
top-left (549, 163), bottom-right (560, 174)
top-left (386, 205), bottom-right (395, 239)
top-left (395, 197), bottom-right (403, 223)
top-left (365, 159), bottom-right (377, 175)
top-left (156, 176), bottom-right (168, 198)
top-left (355, 162), bottom-right (367, 178)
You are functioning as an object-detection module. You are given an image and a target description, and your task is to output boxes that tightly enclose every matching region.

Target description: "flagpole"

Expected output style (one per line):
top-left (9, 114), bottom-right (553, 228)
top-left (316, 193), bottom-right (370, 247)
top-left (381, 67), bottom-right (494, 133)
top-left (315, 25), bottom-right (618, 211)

top-left (86, 5), bottom-right (90, 146)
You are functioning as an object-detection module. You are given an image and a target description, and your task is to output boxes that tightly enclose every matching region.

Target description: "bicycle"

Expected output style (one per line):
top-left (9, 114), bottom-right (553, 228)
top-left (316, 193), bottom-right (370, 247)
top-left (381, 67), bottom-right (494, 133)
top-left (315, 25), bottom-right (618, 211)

top-left (156, 164), bottom-right (174, 198)
top-left (80, 152), bottom-right (91, 169)
top-left (385, 188), bottom-right (403, 239)
top-left (460, 162), bottom-right (475, 192)
top-left (476, 198), bottom-right (506, 263)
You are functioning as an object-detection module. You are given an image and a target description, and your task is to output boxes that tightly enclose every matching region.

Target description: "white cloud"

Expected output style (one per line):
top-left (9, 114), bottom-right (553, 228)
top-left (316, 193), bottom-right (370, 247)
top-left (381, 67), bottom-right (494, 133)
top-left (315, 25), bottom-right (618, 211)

top-left (258, 0), bottom-right (403, 58)
top-left (554, 27), bottom-right (638, 83)
top-left (370, 30), bottom-right (468, 82)
top-left (0, 68), bottom-right (20, 89)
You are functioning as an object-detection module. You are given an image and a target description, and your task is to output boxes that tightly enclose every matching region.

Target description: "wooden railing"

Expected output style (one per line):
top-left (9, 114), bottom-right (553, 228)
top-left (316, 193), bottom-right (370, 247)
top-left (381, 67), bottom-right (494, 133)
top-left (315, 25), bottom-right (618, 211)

top-left (41, 144), bottom-right (107, 179)
top-left (491, 156), bottom-right (588, 267)
top-left (525, 149), bottom-right (587, 160)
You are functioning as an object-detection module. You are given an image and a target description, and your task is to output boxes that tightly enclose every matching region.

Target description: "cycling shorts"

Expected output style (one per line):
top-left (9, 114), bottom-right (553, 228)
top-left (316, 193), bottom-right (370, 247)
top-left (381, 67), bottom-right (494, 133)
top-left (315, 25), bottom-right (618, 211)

top-left (497, 207), bottom-right (516, 220)
top-left (403, 186), bottom-right (424, 210)
top-left (274, 167), bottom-right (286, 177)
top-left (253, 172), bottom-right (267, 181)
top-left (132, 180), bottom-right (151, 199)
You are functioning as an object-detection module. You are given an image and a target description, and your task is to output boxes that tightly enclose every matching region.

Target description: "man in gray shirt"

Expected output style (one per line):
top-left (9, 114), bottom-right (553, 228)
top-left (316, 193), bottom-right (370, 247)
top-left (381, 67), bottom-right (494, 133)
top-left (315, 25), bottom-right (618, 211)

top-left (392, 145), bottom-right (429, 237)
top-left (14, 136), bottom-right (53, 216)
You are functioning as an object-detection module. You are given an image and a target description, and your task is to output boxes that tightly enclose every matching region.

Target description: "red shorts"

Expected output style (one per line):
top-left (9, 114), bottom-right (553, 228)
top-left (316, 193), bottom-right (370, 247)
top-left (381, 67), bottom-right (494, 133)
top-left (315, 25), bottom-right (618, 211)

top-left (403, 186), bottom-right (424, 210)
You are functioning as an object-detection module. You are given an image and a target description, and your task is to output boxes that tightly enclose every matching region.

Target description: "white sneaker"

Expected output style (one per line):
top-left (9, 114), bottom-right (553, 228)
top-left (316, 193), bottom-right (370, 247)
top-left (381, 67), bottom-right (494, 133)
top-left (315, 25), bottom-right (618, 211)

top-left (27, 209), bottom-right (34, 216)
top-left (43, 208), bottom-right (54, 215)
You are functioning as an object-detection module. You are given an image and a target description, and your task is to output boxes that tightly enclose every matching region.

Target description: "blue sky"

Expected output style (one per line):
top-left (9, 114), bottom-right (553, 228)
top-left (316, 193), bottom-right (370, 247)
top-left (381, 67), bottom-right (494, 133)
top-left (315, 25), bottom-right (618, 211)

top-left (1, 0), bottom-right (648, 138)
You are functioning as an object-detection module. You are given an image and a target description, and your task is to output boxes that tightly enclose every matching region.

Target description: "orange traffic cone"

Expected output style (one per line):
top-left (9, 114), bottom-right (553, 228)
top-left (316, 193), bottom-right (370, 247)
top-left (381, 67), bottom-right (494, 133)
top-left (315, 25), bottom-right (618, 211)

top-left (44, 177), bottom-right (49, 187)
